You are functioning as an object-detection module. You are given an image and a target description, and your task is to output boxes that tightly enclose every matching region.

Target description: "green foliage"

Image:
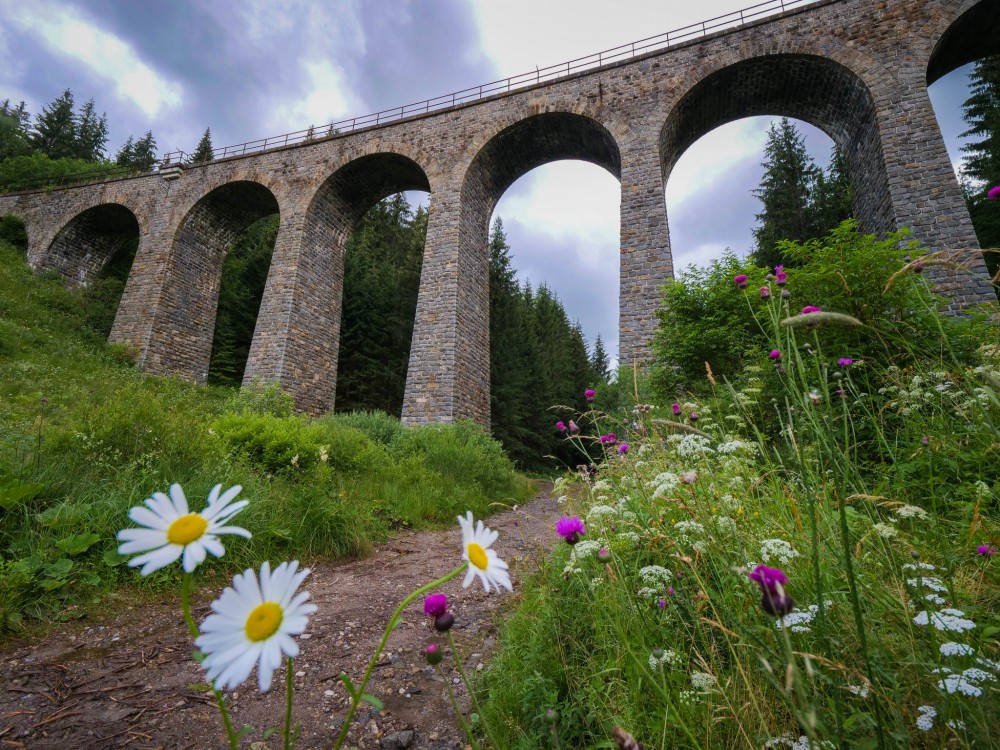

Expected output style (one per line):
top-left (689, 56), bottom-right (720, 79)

top-left (0, 100), bottom-right (31, 161)
top-left (652, 252), bottom-right (766, 395)
top-left (652, 221), bottom-right (991, 400)
top-left (488, 218), bottom-right (600, 471)
top-left (0, 152), bottom-right (123, 192)
top-left (335, 195), bottom-right (425, 415)
top-left (193, 127), bottom-right (215, 163)
top-left (479, 293), bottom-right (1000, 749)
top-left (751, 119), bottom-right (852, 268)
top-left (208, 216), bottom-right (277, 385)
top-left (960, 55), bottom-right (1000, 286)
top-left (30, 89), bottom-right (77, 160)
top-left (0, 239), bottom-right (534, 633)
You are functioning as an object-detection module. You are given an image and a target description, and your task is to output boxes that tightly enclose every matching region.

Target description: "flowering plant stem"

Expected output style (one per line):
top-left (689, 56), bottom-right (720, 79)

top-left (284, 656), bottom-right (295, 749)
top-left (333, 564), bottom-right (467, 750)
top-left (439, 663), bottom-right (481, 750)
top-left (180, 572), bottom-right (239, 750)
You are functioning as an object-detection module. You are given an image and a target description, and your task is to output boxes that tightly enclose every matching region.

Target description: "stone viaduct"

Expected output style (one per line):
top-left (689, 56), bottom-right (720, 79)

top-left (1, 0), bottom-right (997, 428)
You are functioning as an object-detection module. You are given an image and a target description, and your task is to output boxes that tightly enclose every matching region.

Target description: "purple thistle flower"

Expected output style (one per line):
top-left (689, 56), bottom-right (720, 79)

top-left (556, 421), bottom-right (567, 432)
top-left (657, 599), bottom-right (666, 609)
top-left (978, 544), bottom-right (996, 557)
top-left (688, 410), bottom-right (699, 422)
top-left (781, 289), bottom-right (791, 299)
top-left (671, 403), bottom-right (682, 415)
top-left (618, 443), bottom-right (629, 455)
top-left (775, 269), bottom-right (788, 286)
top-left (434, 612), bottom-right (455, 632)
top-left (597, 547), bottom-right (611, 562)
top-left (760, 286), bottom-right (771, 299)
top-left (668, 586), bottom-right (675, 596)
top-left (801, 305), bottom-right (822, 315)
top-left (423, 594), bottom-right (449, 618)
top-left (769, 349), bottom-right (781, 361)
top-left (568, 419), bottom-right (579, 434)
top-left (555, 516), bottom-right (586, 545)
top-left (748, 565), bottom-right (794, 616)
top-left (837, 357), bottom-right (853, 367)
top-left (921, 437), bottom-right (929, 445)
top-left (988, 185), bottom-right (1000, 201)
top-left (734, 274), bottom-right (749, 288)
top-left (584, 389), bottom-right (596, 402)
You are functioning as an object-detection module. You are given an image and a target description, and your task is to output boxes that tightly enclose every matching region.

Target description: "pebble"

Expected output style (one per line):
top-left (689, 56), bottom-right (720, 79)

top-left (296, 671), bottom-right (306, 677)
top-left (324, 689), bottom-right (335, 697)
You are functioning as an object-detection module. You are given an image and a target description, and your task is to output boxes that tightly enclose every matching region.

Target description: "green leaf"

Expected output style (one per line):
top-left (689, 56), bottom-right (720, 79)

top-left (236, 725), bottom-right (254, 739)
top-left (103, 548), bottom-right (129, 567)
top-left (981, 626), bottom-right (1000, 640)
top-left (0, 481), bottom-right (45, 511)
top-left (360, 693), bottom-right (383, 711)
top-left (38, 578), bottom-right (67, 591)
top-left (56, 532), bottom-right (101, 555)
top-left (262, 727), bottom-right (277, 740)
top-left (338, 671), bottom-right (357, 698)
top-left (42, 558), bottom-right (73, 579)
top-left (82, 572), bottom-right (101, 586)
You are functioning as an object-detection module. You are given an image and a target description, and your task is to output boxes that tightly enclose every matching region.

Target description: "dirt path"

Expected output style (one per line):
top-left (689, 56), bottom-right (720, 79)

top-left (1, 485), bottom-right (562, 750)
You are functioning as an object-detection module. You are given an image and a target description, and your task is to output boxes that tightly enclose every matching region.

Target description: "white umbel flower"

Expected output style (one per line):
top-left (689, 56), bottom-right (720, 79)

top-left (457, 511), bottom-right (512, 593)
top-left (117, 484), bottom-right (251, 575)
top-left (196, 561), bottom-right (317, 692)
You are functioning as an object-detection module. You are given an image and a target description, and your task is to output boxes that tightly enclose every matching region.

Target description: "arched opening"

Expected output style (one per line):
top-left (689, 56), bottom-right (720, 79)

top-left (462, 112), bottom-right (622, 464)
top-left (45, 204), bottom-right (140, 337)
top-left (660, 54), bottom-right (888, 246)
top-left (664, 117), bottom-right (842, 271)
top-left (926, 1), bottom-right (1000, 289)
top-left (170, 181), bottom-right (279, 384)
top-left (0, 214), bottom-right (27, 256)
top-left (274, 152), bottom-right (431, 416)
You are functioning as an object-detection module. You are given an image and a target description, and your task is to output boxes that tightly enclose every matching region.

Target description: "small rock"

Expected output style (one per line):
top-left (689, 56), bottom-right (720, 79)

top-left (380, 729), bottom-right (415, 749)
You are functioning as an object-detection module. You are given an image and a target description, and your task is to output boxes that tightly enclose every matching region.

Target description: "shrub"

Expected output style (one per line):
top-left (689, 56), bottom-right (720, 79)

top-left (323, 409), bottom-right (405, 446)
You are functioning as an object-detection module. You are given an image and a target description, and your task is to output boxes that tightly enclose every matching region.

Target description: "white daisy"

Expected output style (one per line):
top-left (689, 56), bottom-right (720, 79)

top-left (457, 511), bottom-right (512, 593)
top-left (196, 560), bottom-right (317, 692)
top-left (117, 484), bottom-right (251, 575)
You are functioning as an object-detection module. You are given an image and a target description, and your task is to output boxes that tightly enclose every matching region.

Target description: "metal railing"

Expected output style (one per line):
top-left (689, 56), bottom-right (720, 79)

top-left (161, 0), bottom-right (821, 165)
top-left (2, 0), bottom-right (823, 194)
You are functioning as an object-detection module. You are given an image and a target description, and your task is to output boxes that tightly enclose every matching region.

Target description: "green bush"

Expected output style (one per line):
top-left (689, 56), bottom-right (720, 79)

top-left (323, 409), bottom-right (405, 446)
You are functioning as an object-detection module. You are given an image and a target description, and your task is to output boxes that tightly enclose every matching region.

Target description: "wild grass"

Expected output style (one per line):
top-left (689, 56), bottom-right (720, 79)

top-left (477, 233), bottom-right (1000, 748)
top-left (0, 241), bottom-right (534, 633)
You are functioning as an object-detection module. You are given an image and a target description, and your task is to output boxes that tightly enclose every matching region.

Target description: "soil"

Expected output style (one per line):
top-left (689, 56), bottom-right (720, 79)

top-left (0, 485), bottom-right (562, 750)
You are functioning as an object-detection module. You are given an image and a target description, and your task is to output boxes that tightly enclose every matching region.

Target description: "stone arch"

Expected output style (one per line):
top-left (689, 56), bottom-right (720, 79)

top-left (0, 212), bottom-right (28, 258)
top-left (44, 203), bottom-right (141, 282)
top-left (660, 52), bottom-right (893, 238)
top-left (144, 180), bottom-right (280, 382)
top-left (920, 0), bottom-right (1000, 85)
top-left (428, 112), bottom-right (623, 423)
top-left (246, 152), bottom-right (431, 416)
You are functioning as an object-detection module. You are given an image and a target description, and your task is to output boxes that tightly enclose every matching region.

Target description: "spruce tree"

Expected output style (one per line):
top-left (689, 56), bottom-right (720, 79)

top-left (193, 128), bottom-right (214, 163)
top-left (960, 55), bottom-right (1000, 279)
top-left (0, 100), bottom-right (31, 160)
top-left (31, 89), bottom-right (78, 159)
top-left (751, 118), bottom-right (821, 268)
top-left (590, 334), bottom-right (611, 381)
top-left (130, 131), bottom-right (158, 171)
top-left (75, 98), bottom-right (108, 161)
top-left (115, 136), bottom-right (135, 167)
top-left (809, 145), bottom-right (853, 236)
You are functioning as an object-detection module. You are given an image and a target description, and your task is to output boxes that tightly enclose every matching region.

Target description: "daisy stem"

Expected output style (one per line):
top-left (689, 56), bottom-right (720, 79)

top-left (333, 564), bottom-right (467, 750)
top-left (446, 630), bottom-right (496, 747)
top-left (284, 656), bottom-right (294, 750)
top-left (180, 572), bottom-right (239, 750)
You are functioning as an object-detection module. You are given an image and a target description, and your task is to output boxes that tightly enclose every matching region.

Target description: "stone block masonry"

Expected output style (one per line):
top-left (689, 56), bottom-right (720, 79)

top-left (0, 0), bottom-right (996, 427)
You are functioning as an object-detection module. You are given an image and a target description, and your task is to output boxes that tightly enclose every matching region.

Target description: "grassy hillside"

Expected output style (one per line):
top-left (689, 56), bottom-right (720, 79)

top-left (0, 241), bottom-right (534, 632)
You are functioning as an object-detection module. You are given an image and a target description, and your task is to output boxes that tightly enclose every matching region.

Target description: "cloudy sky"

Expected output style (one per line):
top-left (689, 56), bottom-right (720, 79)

top-left (0, 0), bottom-right (977, 364)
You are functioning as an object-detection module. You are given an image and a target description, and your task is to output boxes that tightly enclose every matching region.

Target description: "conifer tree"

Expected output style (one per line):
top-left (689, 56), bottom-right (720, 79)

top-left (193, 128), bottom-right (214, 163)
top-left (115, 136), bottom-right (135, 167)
top-left (0, 100), bottom-right (31, 160)
top-left (130, 131), bottom-right (158, 171)
top-left (810, 145), bottom-right (853, 236)
top-left (960, 55), bottom-right (1000, 279)
top-left (75, 98), bottom-right (108, 161)
top-left (590, 334), bottom-right (611, 381)
top-left (751, 119), bottom-right (820, 268)
top-left (31, 89), bottom-right (78, 159)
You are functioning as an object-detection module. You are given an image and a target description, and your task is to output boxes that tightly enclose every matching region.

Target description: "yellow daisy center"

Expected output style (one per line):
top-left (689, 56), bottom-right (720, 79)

top-left (245, 602), bottom-right (284, 642)
top-left (167, 513), bottom-right (208, 545)
top-left (468, 542), bottom-right (488, 571)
